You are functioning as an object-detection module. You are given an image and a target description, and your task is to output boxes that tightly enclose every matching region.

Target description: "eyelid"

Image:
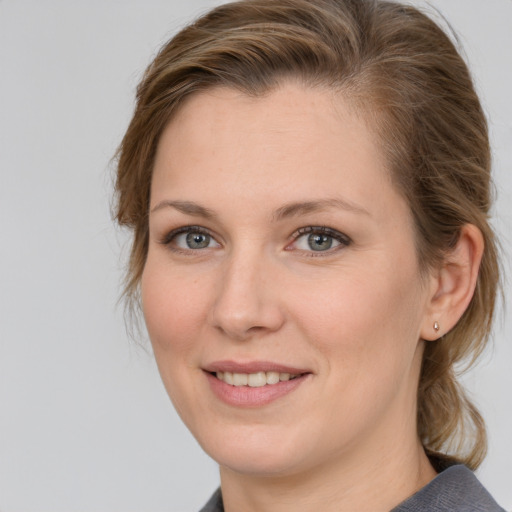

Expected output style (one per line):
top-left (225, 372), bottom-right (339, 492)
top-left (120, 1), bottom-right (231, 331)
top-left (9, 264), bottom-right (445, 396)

top-left (157, 224), bottom-right (350, 255)
top-left (287, 226), bottom-right (352, 253)
top-left (159, 225), bottom-right (221, 248)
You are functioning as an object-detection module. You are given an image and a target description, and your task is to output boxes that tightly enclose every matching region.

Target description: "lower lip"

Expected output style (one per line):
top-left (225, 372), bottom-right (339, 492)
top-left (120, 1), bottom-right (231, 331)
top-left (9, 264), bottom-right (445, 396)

top-left (205, 372), bottom-right (310, 407)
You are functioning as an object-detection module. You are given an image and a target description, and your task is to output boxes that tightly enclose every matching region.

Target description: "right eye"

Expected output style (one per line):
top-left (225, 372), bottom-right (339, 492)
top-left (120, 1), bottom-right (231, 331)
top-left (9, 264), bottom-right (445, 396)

top-left (161, 226), bottom-right (221, 251)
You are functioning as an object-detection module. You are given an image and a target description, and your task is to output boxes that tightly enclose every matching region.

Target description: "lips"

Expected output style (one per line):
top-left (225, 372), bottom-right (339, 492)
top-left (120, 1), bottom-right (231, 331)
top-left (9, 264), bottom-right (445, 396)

top-left (205, 360), bottom-right (309, 375)
top-left (203, 360), bottom-right (311, 406)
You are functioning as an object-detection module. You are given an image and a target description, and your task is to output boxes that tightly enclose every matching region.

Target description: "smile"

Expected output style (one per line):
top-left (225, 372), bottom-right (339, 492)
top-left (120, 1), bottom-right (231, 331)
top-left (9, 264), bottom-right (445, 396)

top-left (204, 362), bottom-right (311, 406)
top-left (215, 371), bottom-right (301, 387)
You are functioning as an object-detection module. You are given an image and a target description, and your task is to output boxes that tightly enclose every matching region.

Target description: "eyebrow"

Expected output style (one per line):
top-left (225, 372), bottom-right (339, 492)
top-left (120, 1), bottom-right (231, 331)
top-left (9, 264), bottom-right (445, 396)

top-left (272, 198), bottom-right (371, 221)
top-left (150, 200), bottom-right (217, 219)
top-left (151, 197), bottom-right (370, 220)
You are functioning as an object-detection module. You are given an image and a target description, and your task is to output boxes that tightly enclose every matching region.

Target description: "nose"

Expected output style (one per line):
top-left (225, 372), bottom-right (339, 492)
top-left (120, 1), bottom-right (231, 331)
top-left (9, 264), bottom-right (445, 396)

top-left (209, 249), bottom-right (285, 341)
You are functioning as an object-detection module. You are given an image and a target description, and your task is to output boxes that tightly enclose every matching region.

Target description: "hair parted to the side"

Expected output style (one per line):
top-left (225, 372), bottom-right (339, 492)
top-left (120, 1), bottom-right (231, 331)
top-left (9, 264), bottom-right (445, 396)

top-left (114, 0), bottom-right (500, 469)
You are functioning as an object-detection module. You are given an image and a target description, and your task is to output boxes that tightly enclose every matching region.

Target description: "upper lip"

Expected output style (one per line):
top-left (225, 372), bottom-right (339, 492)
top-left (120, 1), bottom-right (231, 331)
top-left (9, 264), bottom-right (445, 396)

top-left (204, 360), bottom-right (311, 375)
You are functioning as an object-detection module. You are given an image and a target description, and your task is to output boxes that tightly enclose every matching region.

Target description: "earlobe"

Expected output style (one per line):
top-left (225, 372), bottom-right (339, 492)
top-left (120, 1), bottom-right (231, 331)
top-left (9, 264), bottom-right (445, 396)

top-left (421, 224), bottom-right (484, 341)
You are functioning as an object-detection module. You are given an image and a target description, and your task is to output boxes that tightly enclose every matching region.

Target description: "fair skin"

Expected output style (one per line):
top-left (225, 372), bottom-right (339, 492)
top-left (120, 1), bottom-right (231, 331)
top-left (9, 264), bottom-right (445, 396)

top-left (142, 82), bottom-right (483, 511)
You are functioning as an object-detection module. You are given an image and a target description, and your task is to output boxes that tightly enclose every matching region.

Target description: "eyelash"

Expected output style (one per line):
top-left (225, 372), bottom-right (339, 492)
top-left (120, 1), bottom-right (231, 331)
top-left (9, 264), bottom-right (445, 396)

top-left (159, 225), bottom-right (351, 255)
top-left (289, 226), bottom-right (352, 256)
top-left (159, 225), bottom-right (217, 254)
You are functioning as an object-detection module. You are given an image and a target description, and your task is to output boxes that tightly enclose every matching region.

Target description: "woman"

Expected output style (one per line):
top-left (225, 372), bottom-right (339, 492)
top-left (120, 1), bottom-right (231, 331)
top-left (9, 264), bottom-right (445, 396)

top-left (114, 0), bottom-right (505, 510)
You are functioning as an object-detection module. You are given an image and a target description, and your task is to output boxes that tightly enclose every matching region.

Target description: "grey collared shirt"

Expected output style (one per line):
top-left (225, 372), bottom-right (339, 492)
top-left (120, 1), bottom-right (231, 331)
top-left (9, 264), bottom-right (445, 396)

top-left (199, 465), bottom-right (506, 511)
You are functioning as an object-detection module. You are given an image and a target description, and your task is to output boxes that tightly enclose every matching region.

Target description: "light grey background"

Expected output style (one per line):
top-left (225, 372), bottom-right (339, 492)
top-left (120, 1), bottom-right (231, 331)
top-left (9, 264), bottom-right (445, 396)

top-left (0, 1), bottom-right (510, 511)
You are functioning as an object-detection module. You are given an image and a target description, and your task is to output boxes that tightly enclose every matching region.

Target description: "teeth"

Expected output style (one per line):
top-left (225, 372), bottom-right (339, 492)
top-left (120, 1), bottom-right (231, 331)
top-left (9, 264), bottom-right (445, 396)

top-left (248, 372), bottom-right (266, 387)
top-left (233, 373), bottom-right (248, 386)
top-left (215, 371), bottom-right (300, 387)
top-left (266, 371), bottom-right (280, 385)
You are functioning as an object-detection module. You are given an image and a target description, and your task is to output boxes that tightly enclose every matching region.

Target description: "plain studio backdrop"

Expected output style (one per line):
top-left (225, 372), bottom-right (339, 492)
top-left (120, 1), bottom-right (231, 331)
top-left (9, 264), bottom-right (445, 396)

top-left (0, 1), bottom-right (510, 511)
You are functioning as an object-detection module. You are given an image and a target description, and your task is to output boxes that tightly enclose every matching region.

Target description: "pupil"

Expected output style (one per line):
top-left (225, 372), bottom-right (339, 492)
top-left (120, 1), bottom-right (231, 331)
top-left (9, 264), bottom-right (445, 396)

top-left (308, 233), bottom-right (332, 251)
top-left (186, 232), bottom-right (210, 249)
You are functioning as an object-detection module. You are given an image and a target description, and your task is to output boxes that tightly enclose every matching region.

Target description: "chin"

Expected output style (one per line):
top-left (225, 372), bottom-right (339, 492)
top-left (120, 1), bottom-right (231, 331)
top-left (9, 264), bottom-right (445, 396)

top-left (194, 423), bottom-right (312, 477)
top-left (212, 449), bottom-right (304, 477)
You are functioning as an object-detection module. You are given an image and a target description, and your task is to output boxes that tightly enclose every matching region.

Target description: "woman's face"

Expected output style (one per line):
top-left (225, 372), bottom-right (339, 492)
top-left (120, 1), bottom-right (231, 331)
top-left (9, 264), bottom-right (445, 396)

top-left (142, 83), bottom-right (435, 477)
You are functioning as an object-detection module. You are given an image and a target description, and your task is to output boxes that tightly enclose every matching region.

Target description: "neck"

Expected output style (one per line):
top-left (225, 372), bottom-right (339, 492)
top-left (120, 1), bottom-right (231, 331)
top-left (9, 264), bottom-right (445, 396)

top-left (219, 412), bottom-right (437, 512)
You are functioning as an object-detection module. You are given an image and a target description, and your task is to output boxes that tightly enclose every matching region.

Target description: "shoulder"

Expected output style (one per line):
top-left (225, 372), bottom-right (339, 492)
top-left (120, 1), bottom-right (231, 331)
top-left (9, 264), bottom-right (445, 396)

top-left (199, 466), bottom-right (506, 512)
top-left (198, 488), bottom-right (223, 512)
top-left (391, 465), bottom-right (506, 512)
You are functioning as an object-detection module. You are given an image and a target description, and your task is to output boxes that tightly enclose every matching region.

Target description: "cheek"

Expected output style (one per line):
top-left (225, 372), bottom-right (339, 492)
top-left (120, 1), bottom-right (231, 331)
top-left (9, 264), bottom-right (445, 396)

top-left (141, 259), bottom-right (214, 422)
top-left (141, 259), bottom-right (210, 357)
top-left (289, 264), bottom-right (425, 379)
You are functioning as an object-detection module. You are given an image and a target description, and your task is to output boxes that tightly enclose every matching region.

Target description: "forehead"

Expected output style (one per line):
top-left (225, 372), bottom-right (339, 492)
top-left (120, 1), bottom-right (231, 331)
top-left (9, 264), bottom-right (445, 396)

top-left (151, 82), bottom-right (402, 221)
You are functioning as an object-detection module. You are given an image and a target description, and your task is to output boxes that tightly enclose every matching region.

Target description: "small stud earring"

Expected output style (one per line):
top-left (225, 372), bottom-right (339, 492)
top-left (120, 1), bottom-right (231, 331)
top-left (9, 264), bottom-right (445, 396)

top-left (433, 321), bottom-right (440, 333)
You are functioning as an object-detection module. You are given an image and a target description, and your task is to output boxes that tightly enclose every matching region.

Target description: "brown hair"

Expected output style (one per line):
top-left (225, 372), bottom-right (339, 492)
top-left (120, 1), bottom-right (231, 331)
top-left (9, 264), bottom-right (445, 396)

top-left (114, 0), bottom-right (500, 469)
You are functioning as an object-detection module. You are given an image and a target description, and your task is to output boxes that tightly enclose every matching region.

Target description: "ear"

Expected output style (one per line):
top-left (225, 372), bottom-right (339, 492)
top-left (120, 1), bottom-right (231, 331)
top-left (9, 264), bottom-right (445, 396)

top-left (421, 224), bottom-right (484, 341)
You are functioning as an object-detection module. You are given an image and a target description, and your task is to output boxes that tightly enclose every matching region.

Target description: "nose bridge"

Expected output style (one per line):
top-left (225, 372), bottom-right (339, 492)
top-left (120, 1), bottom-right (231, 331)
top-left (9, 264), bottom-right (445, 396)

top-left (210, 242), bottom-right (284, 340)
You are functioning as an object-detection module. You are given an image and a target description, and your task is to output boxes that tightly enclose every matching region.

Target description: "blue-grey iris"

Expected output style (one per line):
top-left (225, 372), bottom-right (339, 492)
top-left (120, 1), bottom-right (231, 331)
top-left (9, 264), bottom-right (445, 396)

top-left (186, 232), bottom-right (210, 249)
top-left (308, 233), bottom-right (333, 251)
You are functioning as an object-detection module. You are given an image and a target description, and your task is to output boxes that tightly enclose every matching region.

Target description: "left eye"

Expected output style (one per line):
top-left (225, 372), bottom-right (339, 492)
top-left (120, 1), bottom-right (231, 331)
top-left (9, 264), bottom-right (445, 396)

top-left (292, 228), bottom-right (350, 253)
